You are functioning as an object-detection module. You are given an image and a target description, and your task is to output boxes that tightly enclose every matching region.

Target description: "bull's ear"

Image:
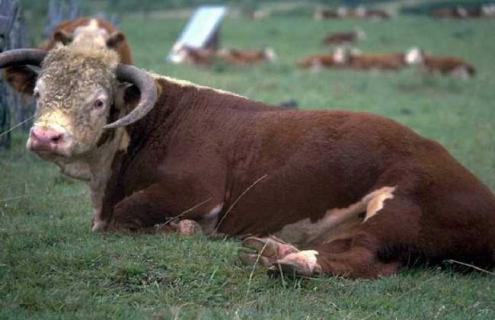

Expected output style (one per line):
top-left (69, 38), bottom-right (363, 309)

top-left (122, 83), bottom-right (141, 109)
top-left (106, 32), bottom-right (125, 49)
top-left (53, 30), bottom-right (73, 45)
top-left (4, 65), bottom-right (38, 95)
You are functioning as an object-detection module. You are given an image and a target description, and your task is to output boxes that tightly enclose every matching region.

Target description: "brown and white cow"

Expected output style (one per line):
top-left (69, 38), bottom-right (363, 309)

top-left (171, 45), bottom-right (277, 66)
top-left (217, 47), bottom-right (277, 64)
top-left (4, 17), bottom-right (131, 95)
top-left (169, 45), bottom-right (218, 66)
top-left (298, 48), bottom-right (409, 71)
top-left (1, 44), bottom-right (494, 279)
top-left (405, 47), bottom-right (476, 77)
top-left (431, 5), bottom-right (495, 19)
top-left (297, 47), bottom-right (352, 69)
top-left (314, 6), bottom-right (390, 20)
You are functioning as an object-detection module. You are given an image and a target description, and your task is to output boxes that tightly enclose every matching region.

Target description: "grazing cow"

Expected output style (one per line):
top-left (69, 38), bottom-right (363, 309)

top-left (4, 17), bottom-right (131, 95)
top-left (322, 29), bottom-right (365, 45)
top-left (405, 47), bottom-right (476, 77)
top-left (1, 44), bottom-right (494, 279)
top-left (217, 47), bottom-right (277, 64)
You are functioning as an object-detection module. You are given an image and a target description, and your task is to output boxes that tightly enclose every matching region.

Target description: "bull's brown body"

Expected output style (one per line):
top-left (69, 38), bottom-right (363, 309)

top-left (101, 77), bottom-right (495, 278)
top-left (1, 44), bottom-right (493, 279)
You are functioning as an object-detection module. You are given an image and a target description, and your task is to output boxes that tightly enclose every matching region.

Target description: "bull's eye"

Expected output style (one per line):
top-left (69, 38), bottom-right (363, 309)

top-left (93, 99), bottom-right (105, 110)
top-left (33, 91), bottom-right (40, 99)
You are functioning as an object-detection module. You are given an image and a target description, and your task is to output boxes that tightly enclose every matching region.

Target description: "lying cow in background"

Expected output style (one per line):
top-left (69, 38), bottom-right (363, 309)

top-left (170, 45), bottom-right (217, 65)
top-left (297, 47), bottom-right (352, 69)
top-left (347, 50), bottom-right (409, 71)
top-left (298, 47), bottom-right (410, 71)
top-left (1, 43), bottom-right (494, 279)
top-left (4, 17), bottom-right (132, 95)
top-left (405, 47), bottom-right (476, 77)
top-left (217, 47), bottom-right (277, 64)
top-left (432, 4), bottom-right (495, 18)
top-left (314, 6), bottom-right (390, 20)
top-left (171, 45), bottom-right (277, 66)
top-left (322, 29), bottom-right (366, 45)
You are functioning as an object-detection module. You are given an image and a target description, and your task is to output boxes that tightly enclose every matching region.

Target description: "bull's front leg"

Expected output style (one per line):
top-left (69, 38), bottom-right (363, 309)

top-left (97, 182), bottom-right (221, 233)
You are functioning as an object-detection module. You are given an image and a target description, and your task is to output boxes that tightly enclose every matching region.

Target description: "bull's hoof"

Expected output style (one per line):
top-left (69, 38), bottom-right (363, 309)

top-left (242, 236), bottom-right (298, 259)
top-left (156, 219), bottom-right (203, 235)
top-left (269, 250), bottom-right (322, 277)
top-left (175, 219), bottom-right (202, 235)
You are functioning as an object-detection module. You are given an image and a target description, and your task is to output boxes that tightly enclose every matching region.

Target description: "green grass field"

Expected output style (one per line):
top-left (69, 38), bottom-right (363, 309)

top-left (1, 9), bottom-right (495, 319)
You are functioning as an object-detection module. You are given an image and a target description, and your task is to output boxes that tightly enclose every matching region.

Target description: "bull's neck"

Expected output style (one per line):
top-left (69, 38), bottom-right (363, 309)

top-left (87, 127), bottom-right (129, 231)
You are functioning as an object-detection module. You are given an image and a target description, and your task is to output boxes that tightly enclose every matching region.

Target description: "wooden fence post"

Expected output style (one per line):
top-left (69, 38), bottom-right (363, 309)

top-left (0, 0), bottom-right (26, 149)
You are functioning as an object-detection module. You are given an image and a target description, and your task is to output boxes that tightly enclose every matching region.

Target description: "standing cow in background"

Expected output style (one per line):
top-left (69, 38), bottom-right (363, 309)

top-left (1, 41), bottom-right (494, 279)
top-left (4, 17), bottom-right (132, 95)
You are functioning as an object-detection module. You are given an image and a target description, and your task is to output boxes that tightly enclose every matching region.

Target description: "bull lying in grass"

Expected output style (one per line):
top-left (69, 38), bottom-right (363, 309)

top-left (1, 43), bottom-right (494, 279)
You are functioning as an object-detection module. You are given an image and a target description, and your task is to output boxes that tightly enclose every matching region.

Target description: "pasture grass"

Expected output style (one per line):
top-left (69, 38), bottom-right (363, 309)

top-left (1, 11), bottom-right (495, 319)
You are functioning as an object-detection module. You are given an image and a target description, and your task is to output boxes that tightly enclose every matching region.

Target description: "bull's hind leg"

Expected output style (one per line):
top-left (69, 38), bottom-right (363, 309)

top-left (273, 194), bottom-right (422, 278)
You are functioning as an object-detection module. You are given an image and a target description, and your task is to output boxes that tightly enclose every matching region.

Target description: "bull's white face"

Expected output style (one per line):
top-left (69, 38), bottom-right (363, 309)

top-left (26, 47), bottom-right (117, 160)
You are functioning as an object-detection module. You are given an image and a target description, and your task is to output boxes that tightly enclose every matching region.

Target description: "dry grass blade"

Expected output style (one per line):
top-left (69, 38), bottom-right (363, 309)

top-left (245, 240), bottom-right (270, 298)
top-left (163, 197), bottom-right (213, 225)
top-left (0, 116), bottom-right (34, 139)
top-left (444, 259), bottom-right (495, 276)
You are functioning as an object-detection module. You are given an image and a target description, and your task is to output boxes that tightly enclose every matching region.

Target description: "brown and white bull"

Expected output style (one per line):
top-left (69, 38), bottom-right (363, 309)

top-left (1, 43), bottom-right (494, 279)
top-left (4, 17), bottom-right (132, 95)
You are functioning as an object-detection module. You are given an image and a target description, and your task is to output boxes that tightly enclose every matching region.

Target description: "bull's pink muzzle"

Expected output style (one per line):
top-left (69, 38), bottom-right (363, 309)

top-left (28, 127), bottom-right (65, 154)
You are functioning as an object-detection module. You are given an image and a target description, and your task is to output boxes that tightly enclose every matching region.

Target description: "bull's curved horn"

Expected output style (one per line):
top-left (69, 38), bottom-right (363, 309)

top-left (103, 64), bottom-right (158, 129)
top-left (0, 48), bottom-right (47, 68)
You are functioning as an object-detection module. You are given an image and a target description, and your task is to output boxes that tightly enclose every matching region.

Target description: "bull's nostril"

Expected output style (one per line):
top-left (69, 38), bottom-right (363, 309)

top-left (51, 134), bottom-right (63, 143)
